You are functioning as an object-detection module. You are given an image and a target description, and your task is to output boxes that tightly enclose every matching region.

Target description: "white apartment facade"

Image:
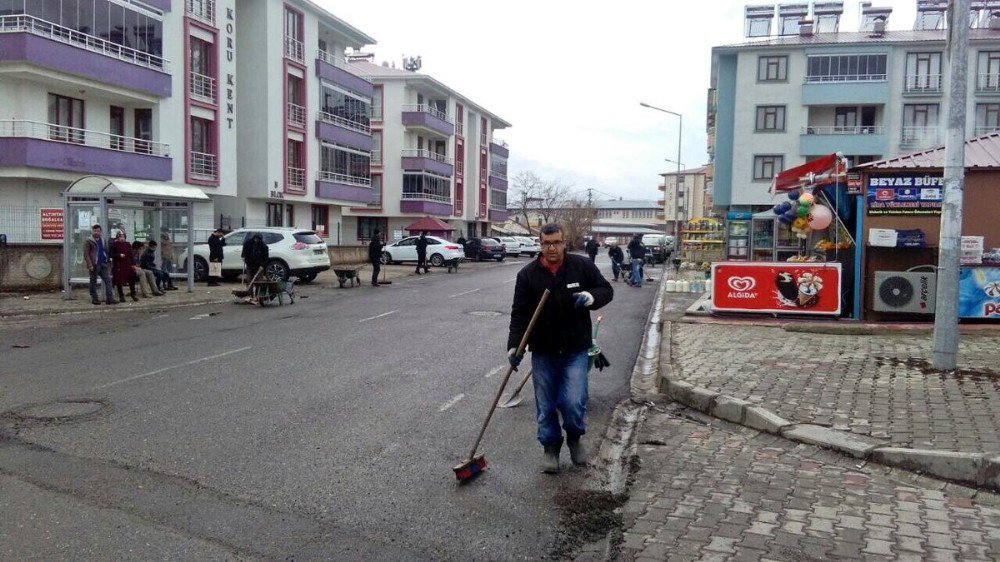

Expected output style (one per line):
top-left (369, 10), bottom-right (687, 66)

top-left (659, 165), bottom-right (712, 232)
top-left (709, 2), bottom-right (1000, 214)
top-left (343, 60), bottom-right (511, 244)
top-left (0, 0), bottom-right (240, 242)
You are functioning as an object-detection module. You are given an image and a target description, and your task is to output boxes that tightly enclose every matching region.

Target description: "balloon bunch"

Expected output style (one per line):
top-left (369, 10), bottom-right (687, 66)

top-left (772, 189), bottom-right (834, 240)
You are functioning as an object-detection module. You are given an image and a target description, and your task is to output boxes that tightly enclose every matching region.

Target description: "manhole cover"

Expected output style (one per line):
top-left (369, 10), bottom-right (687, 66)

top-left (468, 310), bottom-right (503, 317)
top-left (16, 400), bottom-right (105, 420)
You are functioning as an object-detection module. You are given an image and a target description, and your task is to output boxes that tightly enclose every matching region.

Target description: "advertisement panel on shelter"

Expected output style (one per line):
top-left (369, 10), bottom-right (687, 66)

top-left (866, 175), bottom-right (943, 216)
top-left (40, 208), bottom-right (63, 240)
top-left (959, 267), bottom-right (1000, 319)
top-left (712, 262), bottom-right (842, 315)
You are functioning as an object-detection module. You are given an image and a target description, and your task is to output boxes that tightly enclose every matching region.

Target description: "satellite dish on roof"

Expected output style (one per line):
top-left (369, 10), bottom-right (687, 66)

top-left (403, 55), bottom-right (422, 72)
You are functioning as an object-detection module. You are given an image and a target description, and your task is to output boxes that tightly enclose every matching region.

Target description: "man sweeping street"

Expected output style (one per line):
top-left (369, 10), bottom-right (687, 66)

top-left (507, 223), bottom-right (613, 474)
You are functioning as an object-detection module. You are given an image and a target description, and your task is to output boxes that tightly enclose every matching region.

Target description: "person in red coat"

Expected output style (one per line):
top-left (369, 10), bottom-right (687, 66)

top-left (110, 230), bottom-right (138, 302)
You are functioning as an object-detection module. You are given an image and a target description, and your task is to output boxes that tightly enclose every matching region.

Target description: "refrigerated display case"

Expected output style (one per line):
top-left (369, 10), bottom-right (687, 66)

top-left (725, 215), bottom-right (750, 260)
top-left (751, 213), bottom-right (775, 262)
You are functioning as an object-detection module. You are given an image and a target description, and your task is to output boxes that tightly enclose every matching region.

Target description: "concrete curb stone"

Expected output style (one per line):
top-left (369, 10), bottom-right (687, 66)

top-left (780, 424), bottom-right (886, 459)
top-left (743, 406), bottom-right (792, 435)
top-left (709, 395), bottom-right (749, 425)
top-left (871, 448), bottom-right (989, 485)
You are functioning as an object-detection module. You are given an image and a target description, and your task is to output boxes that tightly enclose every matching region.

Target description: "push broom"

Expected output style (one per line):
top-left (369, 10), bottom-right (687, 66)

top-left (453, 289), bottom-right (550, 482)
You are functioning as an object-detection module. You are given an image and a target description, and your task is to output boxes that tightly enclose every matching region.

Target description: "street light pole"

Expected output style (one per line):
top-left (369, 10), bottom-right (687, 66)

top-left (640, 102), bottom-right (683, 249)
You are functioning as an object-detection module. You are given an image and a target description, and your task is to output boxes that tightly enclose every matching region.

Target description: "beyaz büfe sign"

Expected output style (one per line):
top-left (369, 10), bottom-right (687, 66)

top-left (711, 262), bottom-right (842, 315)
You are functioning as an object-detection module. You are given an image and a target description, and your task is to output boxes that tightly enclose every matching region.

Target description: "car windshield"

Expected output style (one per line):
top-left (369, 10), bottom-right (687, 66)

top-left (294, 232), bottom-right (323, 244)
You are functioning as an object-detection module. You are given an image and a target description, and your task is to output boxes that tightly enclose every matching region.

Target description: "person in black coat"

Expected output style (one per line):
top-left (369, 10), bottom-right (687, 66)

top-left (584, 237), bottom-right (599, 262)
top-left (626, 234), bottom-right (646, 287)
top-left (507, 223), bottom-right (613, 474)
top-left (607, 242), bottom-right (624, 282)
top-left (207, 228), bottom-right (225, 286)
top-left (368, 229), bottom-right (383, 287)
top-left (415, 231), bottom-right (430, 274)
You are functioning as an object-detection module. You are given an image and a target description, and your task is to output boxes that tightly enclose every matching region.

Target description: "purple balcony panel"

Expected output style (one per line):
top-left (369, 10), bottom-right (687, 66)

top-left (315, 179), bottom-right (374, 204)
top-left (315, 121), bottom-right (372, 151)
top-left (401, 156), bottom-right (453, 177)
top-left (401, 111), bottom-right (454, 137)
top-left (488, 175), bottom-right (508, 190)
top-left (144, 0), bottom-right (171, 10)
top-left (315, 59), bottom-right (374, 97)
top-left (400, 199), bottom-right (452, 216)
top-left (0, 137), bottom-right (171, 180)
top-left (489, 209), bottom-right (509, 223)
top-left (489, 142), bottom-right (509, 158)
top-left (0, 33), bottom-right (171, 98)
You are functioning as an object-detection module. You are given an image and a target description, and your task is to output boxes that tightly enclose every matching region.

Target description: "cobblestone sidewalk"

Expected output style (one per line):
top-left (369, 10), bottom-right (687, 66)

top-left (616, 403), bottom-right (1000, 561)
top-left (670, 322), bottom-right (1000, 455)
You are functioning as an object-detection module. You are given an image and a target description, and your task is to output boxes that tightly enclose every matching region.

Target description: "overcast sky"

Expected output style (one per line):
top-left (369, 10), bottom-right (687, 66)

top-left (318, 1), bottom-right (920, 202)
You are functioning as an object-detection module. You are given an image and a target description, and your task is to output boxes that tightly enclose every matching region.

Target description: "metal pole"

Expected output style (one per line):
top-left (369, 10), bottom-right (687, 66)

top-left (932, 0), bottom-right (969, 371)
top-left (639, 102), bottom-right (683, 252)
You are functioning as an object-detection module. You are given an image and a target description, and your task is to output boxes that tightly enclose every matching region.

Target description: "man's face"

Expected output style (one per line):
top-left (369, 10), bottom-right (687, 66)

top-left (92, 227), bottom-right (101, 239)
top-left (540, 231), bottom-right (565, 264)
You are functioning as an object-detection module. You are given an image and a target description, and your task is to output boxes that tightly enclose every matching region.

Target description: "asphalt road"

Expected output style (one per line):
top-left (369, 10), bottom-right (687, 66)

top-left (0, 252), bottom-right (659, 560)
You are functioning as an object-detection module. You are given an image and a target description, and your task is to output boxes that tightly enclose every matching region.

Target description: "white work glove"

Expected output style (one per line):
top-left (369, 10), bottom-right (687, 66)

top-left (573, 291), bottom-right (595, 309)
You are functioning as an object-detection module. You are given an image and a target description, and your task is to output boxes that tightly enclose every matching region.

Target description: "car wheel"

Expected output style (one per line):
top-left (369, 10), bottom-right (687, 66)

top-left (193, 257), bottom-right (208, 282)
top-left (265, 259), bottom-right (289, 281)
top-left (429, 253), bottom-right (444, 267)
top-left (496, 256), bottom-right (504, 262)
top-left (297, 272), bottom-right (317, 283)
top-left (380, 251), bottom-right (391, 265)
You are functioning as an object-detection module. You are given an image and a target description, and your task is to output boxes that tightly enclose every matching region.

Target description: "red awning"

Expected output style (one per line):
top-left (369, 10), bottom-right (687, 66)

top-left (770, 153), bottom-right (844, 193)
top-left (404, 216), bottom-right (455, 232)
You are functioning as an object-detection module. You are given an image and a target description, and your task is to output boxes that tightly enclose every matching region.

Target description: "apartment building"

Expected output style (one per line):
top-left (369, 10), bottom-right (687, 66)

top-left (230, 0), bottom-right (375, 242)
top-left (343, 59), bottom-right (511, 244)
top-left (708, 1), bottom-right (1000, 214)
top-left (659, 165), bottom-right (713, 233)
top-left (0, 0), bottom-right (241, 242)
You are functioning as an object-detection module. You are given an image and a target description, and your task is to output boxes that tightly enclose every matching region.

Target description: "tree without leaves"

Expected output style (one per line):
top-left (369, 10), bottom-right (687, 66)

top-left (511, 172), bottom-right (573, 232)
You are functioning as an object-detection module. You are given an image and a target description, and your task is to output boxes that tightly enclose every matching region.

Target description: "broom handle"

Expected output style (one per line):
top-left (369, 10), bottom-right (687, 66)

top-left (467, 289), bottom-right (550, 460)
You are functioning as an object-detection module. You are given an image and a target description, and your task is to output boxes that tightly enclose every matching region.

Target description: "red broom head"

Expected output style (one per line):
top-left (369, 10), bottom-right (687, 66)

top-left (453, 455), bottom-right (487, 482)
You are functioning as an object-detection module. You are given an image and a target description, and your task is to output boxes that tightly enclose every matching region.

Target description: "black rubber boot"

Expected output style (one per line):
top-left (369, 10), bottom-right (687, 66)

top-left (541, 439), bottom-right (562, 474)
top-left (567, 435), bottom-right (588, 467)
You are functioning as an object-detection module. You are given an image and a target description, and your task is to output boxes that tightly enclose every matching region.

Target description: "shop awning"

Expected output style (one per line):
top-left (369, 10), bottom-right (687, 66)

top-left (770, 154), bottom-right (845, 193)
top-left (404, 216), bottom-right (454, 232)
top-left (65, 176), bottom-right (211, 202)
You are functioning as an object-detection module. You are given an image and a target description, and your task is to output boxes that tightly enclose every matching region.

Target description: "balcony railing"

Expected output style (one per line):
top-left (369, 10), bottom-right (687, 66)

top-left (904, 74), bottom-right (942, 93)
top-left (456, 160), bottom-right (464, 175)
top-left (0, 14), bottom-right (169, 72)
top-left (287, 102), bottom-right (306, 128)
top-left (317, 110), bottom-right (371, 134)
top-left (371, 149), bottom-right (382, 165)
top-left (975, 126), bottom-right (1000, 136)
top-left (317, 171), bottom-right (372, 187)
top-left (801, 125), bottom-right (884, 135)
top-left (0, 119), bottom-right (169, 156)
top-left (402, 148), bottom-right (453, 165)
top-left (900, 126), bottom-right (940, 147)
top-left (316, 50), bottom-right (372, 79)
top-left (402, 192), bottom-right (451, 203)
top-left (490, 170), bottom-right (508, 180)
top-left (189, 71), bottom-right (216, 103)
top-left (189, 150), bottom-right (217, 180)
top-left (401, 104), bottom-right (452, 124)
top-left (491, 138), bottom-right (509, 149)
top-left (489, 202), bottom-right (507, 211)
top-left (805, 73), bottom-right (886, 83)
top-left (286, 166), bottom-right (305, 190)
top-left (185, 0), bottom-right (216, 24)
top-left (455, 121), bottom-right (464, 137)
top-left (977, 73), bottom-right (1000, 92)
top-left (284, 36), bottom-right (304, 63)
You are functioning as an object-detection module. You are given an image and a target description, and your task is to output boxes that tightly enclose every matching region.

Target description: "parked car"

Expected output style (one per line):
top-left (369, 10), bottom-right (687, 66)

top-left (641, 234), bottom-right (672, 264)
top-left (380, 235), bottom-right (465, 266)
top-left (603, 236), bottom-right (619, 247)
top-left (497, 236), bottom-right (523, 256)
top-left (179, 227), bottom-right (330, 282)
top-left (515, 236), bottom-right (540, 257)
top-left (464, 237), bottom-right (506, 261)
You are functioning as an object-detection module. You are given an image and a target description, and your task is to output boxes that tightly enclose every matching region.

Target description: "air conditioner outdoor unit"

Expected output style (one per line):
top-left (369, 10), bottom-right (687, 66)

top-left (873, 271), bottom-right (937, 314)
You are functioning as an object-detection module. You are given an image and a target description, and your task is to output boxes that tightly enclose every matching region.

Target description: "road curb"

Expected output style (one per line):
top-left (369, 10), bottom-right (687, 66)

top-left (627, 275), bottom-right (667, 401)
top-left (0, 297), bottom-right (231, 319)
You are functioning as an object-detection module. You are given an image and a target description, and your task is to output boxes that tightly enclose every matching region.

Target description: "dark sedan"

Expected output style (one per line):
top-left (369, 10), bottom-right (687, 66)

top-left (464, 237), bottom-right (506, 261)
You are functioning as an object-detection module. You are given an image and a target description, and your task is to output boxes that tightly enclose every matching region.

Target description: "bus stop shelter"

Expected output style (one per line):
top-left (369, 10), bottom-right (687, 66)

top-left (62, 176), bottom-right (210, 295)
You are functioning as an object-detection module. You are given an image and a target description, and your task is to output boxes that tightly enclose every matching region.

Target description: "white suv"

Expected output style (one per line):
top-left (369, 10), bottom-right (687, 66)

top-left (514, 236), bottom-right (540, 257)
top-left (497, 236), bottom-right (523, 256)
top-left (180, 227), bottom-right (331, 282)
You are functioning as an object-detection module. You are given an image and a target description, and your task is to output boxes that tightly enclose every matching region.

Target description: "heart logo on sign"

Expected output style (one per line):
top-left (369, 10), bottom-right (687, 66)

top-left (727, 276), bottom-right (756, 292)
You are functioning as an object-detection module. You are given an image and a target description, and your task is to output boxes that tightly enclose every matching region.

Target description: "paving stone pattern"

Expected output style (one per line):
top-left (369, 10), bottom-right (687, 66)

top-left (671, 323), bottom-right (1000, 454)
top-left (616, 405), bottom-right (1000, 561)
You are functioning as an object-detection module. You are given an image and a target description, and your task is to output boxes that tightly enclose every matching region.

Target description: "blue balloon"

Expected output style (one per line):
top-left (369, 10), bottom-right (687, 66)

top-left (788, 189), bottom-right (801, 201)
top-left (772, 205), bottom-right (784, 215)
top-left (783, 209), bottom-right (797, 221)
top-left (777, 215), bottom-right (792, 225)
top-left (779, 201), bottom-right (792, 212)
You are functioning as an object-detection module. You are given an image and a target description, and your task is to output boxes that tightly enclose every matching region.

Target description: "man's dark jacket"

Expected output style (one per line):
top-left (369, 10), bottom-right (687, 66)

top-left (208, 234), bottom-right (225, 261)
top-left (368, 237), bottom-right (382, 263)
top-left (416, 235), bottom-right (429, 257)
top-left (507, 253), bottom-right (613, 355)
top-left (627, 239), bottom-right (646, 259)
top-left (585, 239), bottom-right (599, 257)
top-left (608, 246), bottom-right (624, 263)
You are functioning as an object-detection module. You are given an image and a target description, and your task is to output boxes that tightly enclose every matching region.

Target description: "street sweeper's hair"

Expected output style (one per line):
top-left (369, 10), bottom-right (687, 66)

top-left (540, 223), bottom-right (563, 236)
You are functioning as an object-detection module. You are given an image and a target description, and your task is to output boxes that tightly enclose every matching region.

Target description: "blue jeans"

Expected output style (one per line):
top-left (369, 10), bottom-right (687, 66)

top-left (630, 258), bottom-right (644, 287)
top-left (89, 263), bottom-right (113, 302)
top-left (146, 267), bottom-right (170, 290)
top-left (531, 349), bottom-right (590, 445)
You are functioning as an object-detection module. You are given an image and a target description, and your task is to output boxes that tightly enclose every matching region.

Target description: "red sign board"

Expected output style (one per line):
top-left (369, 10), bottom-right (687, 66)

top-left (711, 261), bottom-right (842, 316)
top-left (40, 208), bottom-right (64, 240)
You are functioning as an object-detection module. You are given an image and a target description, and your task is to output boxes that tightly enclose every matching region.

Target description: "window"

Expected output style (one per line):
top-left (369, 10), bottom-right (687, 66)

top-left (370, 174), bottom-right (382, 206)
top-left (48, 93), bottom-right (84, 143)
top-left (806, 54), bottom-right (887, 82)
top-left (491, 154), bottom-right (508, 174)
top-left (903, 104), bottom-right (939, 127)
top-left (320, 143), bottom-right (371, 181)
top-left (20, 0), bottom-right (164, 61)
top-left (261, 232), bottom-right (284, 245)
top-left (311, 205), bottom-right (329, 238)
top-left (403, 173), bottom-right (451, 201)
top-left (287, 75), bottom-right (303, 106)
top-left (320, 82), bottom-right (371, 128)
top-left (755, 106), bottom-right (785, 131)
top-left (284, 8), bottom-right (302, 41)
top-left (978, 51), bottom-right (1000, 90)
top-left (904, 52), bottom-right (942, 91)
top-left (757, 56), bottom-right (788, 81)
top-left (134, 108), bottom-right (152, 154)
top-left (190, 117), bottom-right (212, 153)
top-left (109, 105), bottom-right (125, 150)
top-left (190, 37), bottom-right (211, 76)
top-left (287, 139), bottom-right (303, 168)
top-left (266, 203), bottom-right (283, 227)
top-left (835, 106), bottom-right (858, 128)
top-left (976, 103), bottom-right (1000, 134)
top-left (753, 155), bottom-right (783, 181)
top-left (285, 205), bottom-right (295, 228)
top-left (371, 86), bottom-right (383, 120)
top-left (357, 217), bottom-right (387, 241)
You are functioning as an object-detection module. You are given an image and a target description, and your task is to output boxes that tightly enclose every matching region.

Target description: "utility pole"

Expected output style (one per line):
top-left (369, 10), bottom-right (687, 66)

top-left (932, 0), bottom-right (969, 371)
top-left (587, 188), bottom-right (593, 208)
